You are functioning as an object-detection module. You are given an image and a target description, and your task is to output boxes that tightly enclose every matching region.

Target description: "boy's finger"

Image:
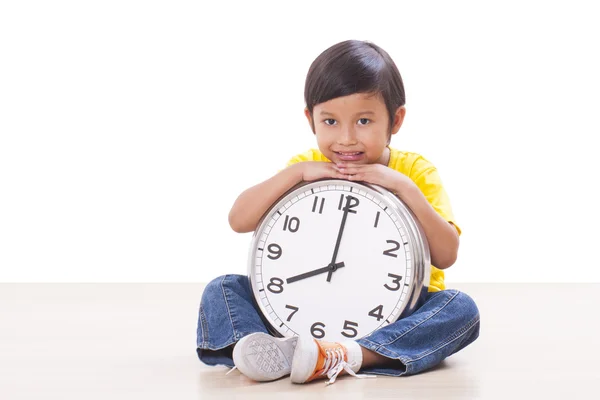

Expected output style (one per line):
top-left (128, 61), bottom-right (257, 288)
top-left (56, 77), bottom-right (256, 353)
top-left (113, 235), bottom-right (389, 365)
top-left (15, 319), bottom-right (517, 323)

top-left (336, 162), bottom-right (362, 168)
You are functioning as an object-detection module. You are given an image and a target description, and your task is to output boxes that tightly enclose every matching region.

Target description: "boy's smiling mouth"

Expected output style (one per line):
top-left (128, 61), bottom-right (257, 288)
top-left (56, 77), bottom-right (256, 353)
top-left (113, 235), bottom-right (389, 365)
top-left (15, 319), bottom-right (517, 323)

top-left (334, 151), bottom-right (364, 161)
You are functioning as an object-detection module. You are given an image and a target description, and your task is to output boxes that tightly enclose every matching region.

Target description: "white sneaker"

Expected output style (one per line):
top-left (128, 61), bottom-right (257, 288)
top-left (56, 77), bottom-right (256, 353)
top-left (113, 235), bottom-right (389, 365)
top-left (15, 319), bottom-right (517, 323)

top-left (232, 333), bottom-right (298, 382)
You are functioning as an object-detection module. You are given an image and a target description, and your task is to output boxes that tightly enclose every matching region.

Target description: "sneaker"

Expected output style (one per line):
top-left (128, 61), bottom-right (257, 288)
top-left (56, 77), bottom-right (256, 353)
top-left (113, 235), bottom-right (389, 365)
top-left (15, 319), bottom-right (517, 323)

top-left (290, 336), bottom-right (375, 385)
top-left (231, 332), bottom-right (298, 382)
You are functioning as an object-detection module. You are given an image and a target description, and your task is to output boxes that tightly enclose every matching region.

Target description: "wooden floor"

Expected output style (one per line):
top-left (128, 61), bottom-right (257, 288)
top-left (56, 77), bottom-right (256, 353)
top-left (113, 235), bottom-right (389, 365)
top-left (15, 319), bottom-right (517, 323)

top-left (0, 283), bottom-right (598, 399)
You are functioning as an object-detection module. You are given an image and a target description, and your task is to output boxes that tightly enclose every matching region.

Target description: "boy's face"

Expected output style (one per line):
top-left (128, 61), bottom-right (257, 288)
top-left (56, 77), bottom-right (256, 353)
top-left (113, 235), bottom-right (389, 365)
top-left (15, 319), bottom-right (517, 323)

top-left (305, 92), bottom-right (405, 165)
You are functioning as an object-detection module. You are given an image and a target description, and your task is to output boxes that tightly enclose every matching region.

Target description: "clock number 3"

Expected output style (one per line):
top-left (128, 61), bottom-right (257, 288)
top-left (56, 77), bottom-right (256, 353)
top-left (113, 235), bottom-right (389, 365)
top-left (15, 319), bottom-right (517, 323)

top-left (384, 273), bottom-right (403, 291)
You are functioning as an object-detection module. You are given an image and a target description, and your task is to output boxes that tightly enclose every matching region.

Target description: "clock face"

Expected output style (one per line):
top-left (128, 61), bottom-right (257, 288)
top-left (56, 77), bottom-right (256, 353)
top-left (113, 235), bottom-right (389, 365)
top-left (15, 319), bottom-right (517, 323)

top-left (249, 180), bottom-right (424, 342)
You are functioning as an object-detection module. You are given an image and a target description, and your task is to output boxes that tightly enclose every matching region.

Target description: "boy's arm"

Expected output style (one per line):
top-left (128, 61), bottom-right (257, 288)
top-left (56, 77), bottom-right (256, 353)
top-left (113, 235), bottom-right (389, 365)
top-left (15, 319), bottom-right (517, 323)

top-left (393, 183), bottom-right (459, 270)
top-left (229, 161), bottom-right (343, 233)
top-left (335, 162), bottom-right (460, 270)
top-left (228, 164), bottom-right (303, 233)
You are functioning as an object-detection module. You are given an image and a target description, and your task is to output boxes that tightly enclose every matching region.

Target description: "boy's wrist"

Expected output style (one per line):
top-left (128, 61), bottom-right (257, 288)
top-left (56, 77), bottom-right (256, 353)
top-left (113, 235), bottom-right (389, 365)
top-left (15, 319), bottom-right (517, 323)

top-left (287, 162), bottom-right (306, 183)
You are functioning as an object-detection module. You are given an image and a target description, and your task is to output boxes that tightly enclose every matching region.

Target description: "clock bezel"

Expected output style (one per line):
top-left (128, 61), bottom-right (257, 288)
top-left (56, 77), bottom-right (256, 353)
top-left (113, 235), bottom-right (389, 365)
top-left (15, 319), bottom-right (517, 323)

top-left (247, 179), bottom-right (431, 339)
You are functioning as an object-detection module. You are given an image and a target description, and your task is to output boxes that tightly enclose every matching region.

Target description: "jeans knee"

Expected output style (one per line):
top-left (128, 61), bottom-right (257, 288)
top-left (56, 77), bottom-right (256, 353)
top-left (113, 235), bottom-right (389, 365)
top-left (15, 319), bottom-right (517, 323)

top-left (202, 275), bottom-right (226, 301)
top-left (201, 274), bottom-right (248, 303)
top-left (454, 291), bottom-right (480, 321)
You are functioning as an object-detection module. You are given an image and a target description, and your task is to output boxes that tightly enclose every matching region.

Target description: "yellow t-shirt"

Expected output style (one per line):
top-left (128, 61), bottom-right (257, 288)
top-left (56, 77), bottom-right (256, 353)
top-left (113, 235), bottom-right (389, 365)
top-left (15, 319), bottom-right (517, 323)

top-left (285, 147), bottom-right (461, 292)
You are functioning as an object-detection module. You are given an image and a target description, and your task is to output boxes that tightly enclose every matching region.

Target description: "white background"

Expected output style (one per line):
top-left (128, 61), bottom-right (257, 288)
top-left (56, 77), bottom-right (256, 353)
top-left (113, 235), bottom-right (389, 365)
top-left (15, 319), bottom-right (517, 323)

top-left (1, 1), bottom-right (598, 283)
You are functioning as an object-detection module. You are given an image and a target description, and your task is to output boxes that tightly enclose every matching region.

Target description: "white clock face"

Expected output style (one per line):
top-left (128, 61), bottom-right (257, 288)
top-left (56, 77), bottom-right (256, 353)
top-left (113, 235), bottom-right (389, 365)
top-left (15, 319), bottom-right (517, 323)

top-left (250, 181), bottom-right (416, 342)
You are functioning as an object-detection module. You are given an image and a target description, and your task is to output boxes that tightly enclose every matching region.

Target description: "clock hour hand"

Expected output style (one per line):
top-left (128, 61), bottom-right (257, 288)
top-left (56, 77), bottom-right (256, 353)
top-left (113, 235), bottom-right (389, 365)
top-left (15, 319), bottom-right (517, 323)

top-left (286, 262), bottom-right (345, 284)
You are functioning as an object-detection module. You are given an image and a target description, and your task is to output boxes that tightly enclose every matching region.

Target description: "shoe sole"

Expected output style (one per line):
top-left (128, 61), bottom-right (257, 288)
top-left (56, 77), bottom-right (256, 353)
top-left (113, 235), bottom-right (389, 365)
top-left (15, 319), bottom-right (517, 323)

top-left (232, 333), bottom-right (298, 382)
top-left (290, 336), bottom-right (319, 383)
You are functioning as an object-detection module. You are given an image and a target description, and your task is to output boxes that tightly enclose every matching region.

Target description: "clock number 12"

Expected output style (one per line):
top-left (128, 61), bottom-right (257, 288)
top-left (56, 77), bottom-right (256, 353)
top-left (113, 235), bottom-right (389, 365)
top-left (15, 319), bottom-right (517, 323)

top-left (338, 194), bottom-right (360, 213)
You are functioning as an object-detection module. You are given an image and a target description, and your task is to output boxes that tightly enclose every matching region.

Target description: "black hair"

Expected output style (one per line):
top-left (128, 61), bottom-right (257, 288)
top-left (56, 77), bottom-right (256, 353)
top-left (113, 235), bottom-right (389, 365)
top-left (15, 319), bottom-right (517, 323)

top-left (304, 40), bottom-right (405, 135)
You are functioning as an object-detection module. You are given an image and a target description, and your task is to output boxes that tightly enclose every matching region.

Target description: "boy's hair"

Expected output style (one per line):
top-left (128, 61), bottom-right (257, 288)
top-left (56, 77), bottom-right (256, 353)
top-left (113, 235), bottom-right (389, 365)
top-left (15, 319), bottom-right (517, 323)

top-left (304, 40), bottom-right (405, 136)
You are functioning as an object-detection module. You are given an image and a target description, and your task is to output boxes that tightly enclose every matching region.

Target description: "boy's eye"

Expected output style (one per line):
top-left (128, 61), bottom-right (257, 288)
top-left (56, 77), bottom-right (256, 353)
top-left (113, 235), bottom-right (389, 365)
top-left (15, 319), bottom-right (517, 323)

top-left (358, 118), bottom-right (370, 125)
top-left (324, 119), bottom-right (336, 126)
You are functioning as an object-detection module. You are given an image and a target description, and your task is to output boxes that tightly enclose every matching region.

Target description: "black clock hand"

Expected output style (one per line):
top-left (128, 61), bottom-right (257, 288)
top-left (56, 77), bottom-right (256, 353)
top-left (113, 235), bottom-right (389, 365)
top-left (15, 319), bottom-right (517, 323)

top-left (286, 262), bottom-right (345, 284)
top-left (327, 195), bottom-right (353, 282)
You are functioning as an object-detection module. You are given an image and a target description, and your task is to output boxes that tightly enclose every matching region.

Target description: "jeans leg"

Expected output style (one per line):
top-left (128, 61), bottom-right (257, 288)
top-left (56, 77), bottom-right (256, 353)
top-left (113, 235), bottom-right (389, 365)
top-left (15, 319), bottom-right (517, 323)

top-left (356, 289), bottom-right (480, 376)
top-left (196, 274), bottom-right (270, 367)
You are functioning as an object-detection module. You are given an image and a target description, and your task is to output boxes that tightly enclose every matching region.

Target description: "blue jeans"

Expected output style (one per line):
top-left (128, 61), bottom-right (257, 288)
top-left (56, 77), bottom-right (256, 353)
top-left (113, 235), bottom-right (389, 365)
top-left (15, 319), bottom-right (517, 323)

top-left (196, 274), bottom-right (480, 376)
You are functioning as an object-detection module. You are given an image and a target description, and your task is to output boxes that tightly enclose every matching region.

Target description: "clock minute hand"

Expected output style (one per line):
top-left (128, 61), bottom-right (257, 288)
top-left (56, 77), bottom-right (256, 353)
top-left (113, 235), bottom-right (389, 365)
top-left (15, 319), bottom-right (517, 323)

top-left (327, 195), bottom-right (352, 282)
top-left (286, 262), bottom-right (345, 284)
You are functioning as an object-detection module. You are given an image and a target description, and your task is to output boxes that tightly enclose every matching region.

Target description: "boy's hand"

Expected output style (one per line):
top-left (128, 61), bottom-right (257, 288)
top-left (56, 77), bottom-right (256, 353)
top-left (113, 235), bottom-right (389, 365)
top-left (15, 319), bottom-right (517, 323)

top-left (334, 162), bottom-right (415, 195)
top-left (299, 161), bottom-right (348, 182)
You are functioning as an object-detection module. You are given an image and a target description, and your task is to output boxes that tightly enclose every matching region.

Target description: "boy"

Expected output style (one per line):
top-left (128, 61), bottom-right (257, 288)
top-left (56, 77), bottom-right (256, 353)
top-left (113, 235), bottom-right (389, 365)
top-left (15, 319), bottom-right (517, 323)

top-left (197, 40), bottom-right (480, 385)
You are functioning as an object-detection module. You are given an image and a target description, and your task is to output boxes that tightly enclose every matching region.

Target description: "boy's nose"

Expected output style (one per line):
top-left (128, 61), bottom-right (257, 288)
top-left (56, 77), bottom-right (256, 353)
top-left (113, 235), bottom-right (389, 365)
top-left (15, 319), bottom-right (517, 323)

top-left (337, 128), bottom-right (358, 145)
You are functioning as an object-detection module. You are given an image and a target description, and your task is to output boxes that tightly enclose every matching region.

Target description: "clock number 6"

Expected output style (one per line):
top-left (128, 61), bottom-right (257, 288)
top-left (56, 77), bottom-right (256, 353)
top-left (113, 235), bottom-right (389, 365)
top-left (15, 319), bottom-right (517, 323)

top-left (341, 320), bottom-right (359, 338)
top-left (311, 322), bottom-right (326, 339)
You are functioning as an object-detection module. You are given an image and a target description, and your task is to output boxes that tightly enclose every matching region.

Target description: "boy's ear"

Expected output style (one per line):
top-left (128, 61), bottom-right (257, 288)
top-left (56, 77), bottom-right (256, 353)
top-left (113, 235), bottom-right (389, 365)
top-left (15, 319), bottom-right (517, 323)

top-left (390, 106), bottom-right (406, 136)
top-left (304, 108), bottom-right (316, 134)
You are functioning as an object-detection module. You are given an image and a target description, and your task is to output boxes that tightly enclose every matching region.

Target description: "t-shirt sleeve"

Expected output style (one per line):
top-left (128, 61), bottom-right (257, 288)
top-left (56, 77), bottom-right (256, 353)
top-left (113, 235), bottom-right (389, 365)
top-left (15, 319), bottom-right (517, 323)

top-left (285, 149), bottom-right (327, 168)
top-left (286, 152), bottom-right (313, 167)
top-left (411, 163), bottom-right (462, 236)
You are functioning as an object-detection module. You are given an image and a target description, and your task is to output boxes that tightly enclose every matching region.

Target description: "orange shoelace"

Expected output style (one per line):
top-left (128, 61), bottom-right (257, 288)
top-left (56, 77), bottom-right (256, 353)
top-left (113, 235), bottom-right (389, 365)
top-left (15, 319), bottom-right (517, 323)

top-left (311, 342), bottom-right (376, 385)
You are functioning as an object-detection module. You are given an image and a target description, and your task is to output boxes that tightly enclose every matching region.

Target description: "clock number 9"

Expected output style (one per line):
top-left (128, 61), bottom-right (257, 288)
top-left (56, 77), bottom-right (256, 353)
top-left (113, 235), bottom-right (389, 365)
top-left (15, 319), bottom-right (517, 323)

top-left (267, 243), bottom-right (282, 260)
top-left (310, 322), bottom-right (326, 339)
